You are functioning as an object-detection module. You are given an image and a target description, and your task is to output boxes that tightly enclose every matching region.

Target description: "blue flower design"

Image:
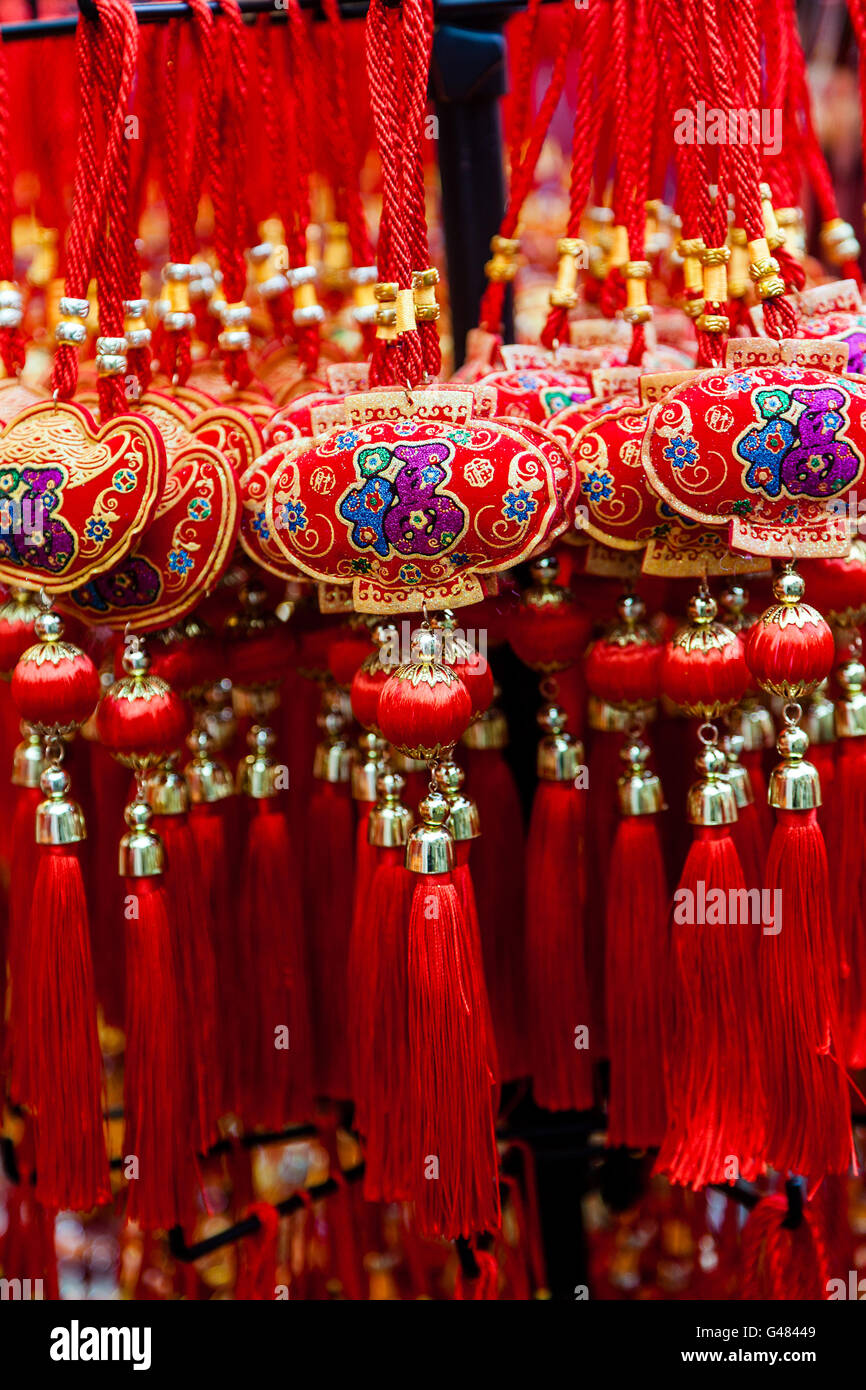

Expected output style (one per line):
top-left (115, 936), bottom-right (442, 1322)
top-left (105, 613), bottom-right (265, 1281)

top-left (449, 552), bottom-right (470, 567)
top-left (780, 504), bottom-right (799, 525)
top-left (351, 557), bottom-right (371, 575)
top-left (399, 563), bottom-right (422, 584)
top-left (582, 470), bottom-right (614, 501)
top-left (251, 510), bottom-right (270, 540)
top-left (663, 436), bottom-right (699, 469)
top-left (503, 488), bottom-right (537, 521)
top-left (168, 548), bottom-right (193, 575)
top-left (516, 373), bottom-right (539, 389)
top-left (84, 515), bottom-right (111, 544)
top-left (393, 421), bottom-right (417, 436)
top-left (280, 499), bottom-right (308, 534)
top-left (446, 428), bottom-right (471, 446)
top-left (726, 372), bottom-right (753, 394)
top-left (336, 430), bottom-right (359, 450)
top-left (188, 497), bottom-right (211, 522)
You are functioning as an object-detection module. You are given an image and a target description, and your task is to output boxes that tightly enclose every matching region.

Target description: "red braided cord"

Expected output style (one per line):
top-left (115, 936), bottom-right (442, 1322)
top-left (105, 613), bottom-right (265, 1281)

top-left (505, 0), bottom-right (543, 173)
top-left (539, 0), bottom-right (607, 349)
top-left (284, 0), bottom-right (321, 373)
top-left (623, 0), bottom-right (654, 365)
top-left (403, 0), bottom-right (439, 379)
top-left (94, 0), bottom-right (139, 421)
top-left (366, 0), bottom-right (416, 385)
top-left (477, 0), bottom-right (579, 336)
top-left (322, 0), bottom-right (374, 269)
top-left (0, 37), bottom-right (25, 376)
top-left (52, 0), bottom-right (137, 404)
top-left (209, 0), bottom-right (252, 388)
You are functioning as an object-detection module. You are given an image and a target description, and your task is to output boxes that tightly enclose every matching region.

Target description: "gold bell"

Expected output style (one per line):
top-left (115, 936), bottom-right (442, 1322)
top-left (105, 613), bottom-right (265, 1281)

top-left (35, 762), bottom-right (86, 846)
top-left (405, 788), bottom-right (455, 876)
top-left (803, 680), bottom-right (836, 751)
top-left (368, 769), bottom-right (413, 849)
top-left (352, 730), bottom-right (388, 802)
top-left (834, 657), bottom-right (866, 741)
top-left (768, 719), bottom-right (820, 812)
top-left (686, 742), bottom-right (738, 827)
top-left (119, 797), bottom-right (164, 878)
top-left (12, 723), bottom-right (45, 790)
top-left (313, 687), bottom-right (354, 784)
top-left (145, 755), bottom-right (189, 816)
top-left (184, 726), bottom-right (234, 805)
top-left (433, 757), bottom-right (480, 841)
top-left (237, 725), bottom-right (280, 800)
top-left (536, 702), bottom-right (584, 782)
top-left (617, 735), bottom-right (664, 817)
top-left (722, 732), bottom-right (754, 812)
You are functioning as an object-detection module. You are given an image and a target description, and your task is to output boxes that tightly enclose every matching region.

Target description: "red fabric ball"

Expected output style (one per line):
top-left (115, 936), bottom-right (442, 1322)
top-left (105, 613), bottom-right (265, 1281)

top-left (378, 661), bottom-right (473, 758)
top-left (328, 629), bottom-right (375, 690)
top-left (12, 641), bottom-right (100, 729)
top-left (449, 644), bottom-right (494, 719)
top-left (350, 658), bottom-right (389, 731)
top-left (228, 624), bottom-right (294, 690)
top-left (799, 546), bottom-right (866, 628)
top-left (96, 677), bottom-right (188, 758)
top-left (508, 598), bottom-right (591, 672)
top-left (661, 626), bottom-right (749, 718)
top-left (0, 593), bottom-right (41, 678)
top-left (745, 603), bottom-right (834, 700)
top-left (584, 636), bottom-right (663, 709)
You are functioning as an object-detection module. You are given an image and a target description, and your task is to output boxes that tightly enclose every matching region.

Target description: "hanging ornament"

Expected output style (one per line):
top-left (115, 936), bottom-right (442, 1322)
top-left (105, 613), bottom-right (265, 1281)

top-left (605, 730), bottom-right (667, 1149)
top-left (9, 607), bottom-right (107, 1211)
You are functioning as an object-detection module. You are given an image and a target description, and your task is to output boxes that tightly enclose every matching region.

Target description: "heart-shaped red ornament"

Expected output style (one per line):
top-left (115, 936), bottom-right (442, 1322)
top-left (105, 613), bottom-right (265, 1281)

top-left (0, 400), bottom-right (165, 593)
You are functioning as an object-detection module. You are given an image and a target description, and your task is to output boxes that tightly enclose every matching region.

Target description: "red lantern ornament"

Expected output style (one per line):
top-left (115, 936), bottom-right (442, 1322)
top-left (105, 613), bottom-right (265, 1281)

top-left (377, 628), bottom-right (473, 760)
top-left (584, 593), bottom-right (663, 710)
top-left (744, 567), bottom-right (835, 699)
top-left (350, 622), bottom-right (400, 731)
top-left (660, 591), bottom-right (750, 719)
top-left (96, 645), bottom-right (188, 767)
top-left (8, 607), bottom-right (107, 1213)
top-left (0, 587), bottom-right (42, 676)
top-left (508, 556), bottom-right (591, 673)
top-left (12, 610), bottom-right (100, 734)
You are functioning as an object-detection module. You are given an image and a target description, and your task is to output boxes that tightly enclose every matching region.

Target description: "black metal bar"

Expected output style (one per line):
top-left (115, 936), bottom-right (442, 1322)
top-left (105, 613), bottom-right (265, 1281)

top-left (0, 0), bottom-right (542, 43)
top-left (167, 1160), bottom-right (367, 1262)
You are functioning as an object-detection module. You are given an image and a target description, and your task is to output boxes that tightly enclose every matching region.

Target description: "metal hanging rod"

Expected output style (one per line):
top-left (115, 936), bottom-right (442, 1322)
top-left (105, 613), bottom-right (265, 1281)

top-left (0, 0), bottom-right (537, 43)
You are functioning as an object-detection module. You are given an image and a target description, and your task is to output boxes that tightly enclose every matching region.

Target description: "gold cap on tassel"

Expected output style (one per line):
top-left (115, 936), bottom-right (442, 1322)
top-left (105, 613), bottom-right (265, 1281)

top-left (617, 735), bottom-right (664, 817)
top-left (433, 758), bottom-right (480, 841)
top-left (686, 740), bottom-right (738, 827)
top-left (35, 762), bottom-right (85, 846)
top-left (368, 769), bottom-right (413, 849)
top-left (119, 797), bottom-right (164, 877)
top-left (405, 788), bottom-right (454, 875)
top-left (768, 708), bottom-right (820, 811)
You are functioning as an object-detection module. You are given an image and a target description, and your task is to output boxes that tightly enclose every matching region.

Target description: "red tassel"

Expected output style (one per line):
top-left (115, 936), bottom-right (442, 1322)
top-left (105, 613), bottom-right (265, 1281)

top-left (408, 869), bottom-right (500, 1239)
top-left (27, 840), bottom-right (109, 1212)
top-left (657, 820), bottom-right (765, 1190)
top-left (760, 808), bottom-right (852, 1177)
top-left (452, 840), bottom-right (500, 1090)
top-left (306, 778), bottom-right (355, 1099)
top-left (526, 780), bottom-right (593, 1112)
top-left (725, 735), bottom-right (768, 893)
top-left (84, 738), bottom-right (129, 1028)
top-left (829, 660), bottom-right (866, 1066)
top-left (605, 807), bottom-right (668, 1150)
top-left (354, 824), bottom-right (414, 1202)
top-left (5, 781), bottom-right (43, 1104)
top-left (739, 746), bottom-right (774, 853)
top-left (124, 873), bottom-right (192, 1230)
top-left (235, 1204), bottom-right (280, 1300)
top-left (462, 740), bottom-right (527, 1080)
top-left (742, 1192), bottom-right (831, 1300)
top-left (238, 799), bottom-right (314, 1127)
top-left (151, 809), bottom-right (222, 1153)
top-left (1, 1185), bottom-right (59, 1301)
top-left (188, 798), bottom-right (239, 1117)
top-left (454, 1248), bottom-right (499, 1300)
